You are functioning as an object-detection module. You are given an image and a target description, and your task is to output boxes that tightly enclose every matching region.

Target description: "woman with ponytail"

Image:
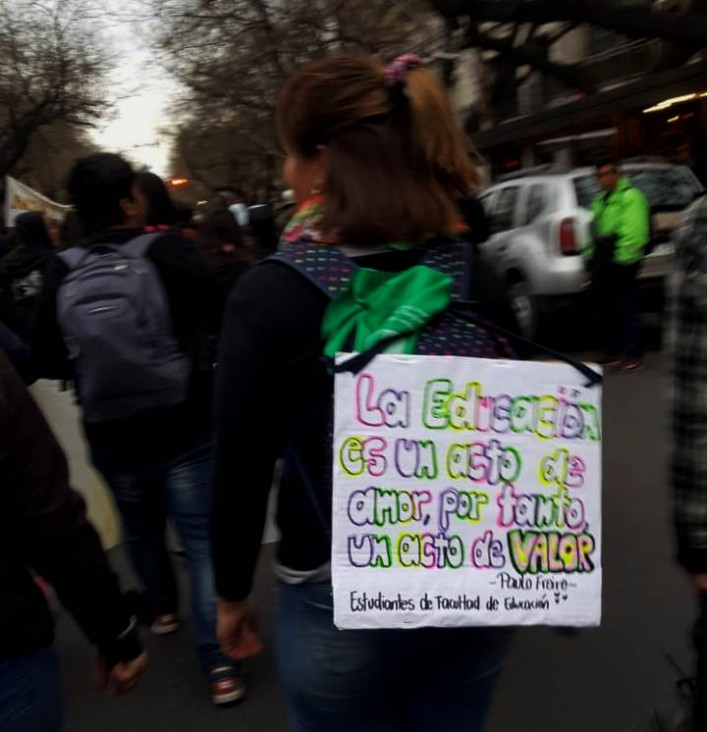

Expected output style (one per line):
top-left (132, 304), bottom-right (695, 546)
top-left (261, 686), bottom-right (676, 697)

top-left (212, 55), bottom-right (511, 731)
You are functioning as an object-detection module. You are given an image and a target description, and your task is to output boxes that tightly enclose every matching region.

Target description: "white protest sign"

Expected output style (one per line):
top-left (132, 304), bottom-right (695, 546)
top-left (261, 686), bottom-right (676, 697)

top-left (5, 175), bottom-right (71, 227)
top-left (332, 354), bottom-right (602, 630)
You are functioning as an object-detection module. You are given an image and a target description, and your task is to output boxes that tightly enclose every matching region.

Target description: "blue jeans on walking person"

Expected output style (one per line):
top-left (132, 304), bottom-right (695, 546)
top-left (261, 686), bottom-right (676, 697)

top-left (92, 437), bottom-right (234, 677)
top-left (0, 646), bottom-right (63, 732)
top-left (275, 582), bottom-right (511, 732)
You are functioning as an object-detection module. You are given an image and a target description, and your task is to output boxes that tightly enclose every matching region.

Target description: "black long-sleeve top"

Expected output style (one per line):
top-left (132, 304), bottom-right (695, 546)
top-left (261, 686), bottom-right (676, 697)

top-left (0, 351), bottom-right (142, 665)
top-left (212, 247), bottom-right (517, 602)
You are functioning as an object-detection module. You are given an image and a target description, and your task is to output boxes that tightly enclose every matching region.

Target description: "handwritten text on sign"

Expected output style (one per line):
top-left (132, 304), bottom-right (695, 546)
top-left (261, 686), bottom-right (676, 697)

top-left (332, 355), bottom-right (602, 629)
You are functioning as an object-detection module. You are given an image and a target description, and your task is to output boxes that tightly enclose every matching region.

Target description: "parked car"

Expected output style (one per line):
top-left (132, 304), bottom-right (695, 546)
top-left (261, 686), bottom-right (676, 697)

top-left (478, 161), bottom-right (704, 338)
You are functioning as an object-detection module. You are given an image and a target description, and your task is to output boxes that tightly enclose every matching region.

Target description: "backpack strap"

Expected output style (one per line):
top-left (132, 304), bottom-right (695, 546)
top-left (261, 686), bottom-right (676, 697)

top-left (461, 239), bottom-right (474, 300)
top-left (285, 443), bottom-right (332, 538)
top-left (57, 247), bottom-right (89, 271)
top-left (334, 304), bottom-right (603, 389)
top-left (121, 232), bottom-right (162, 258)
top-left (57, 233), bottom-right (162, 272)
top-left (416, 236), bottom-right (472, 301)
top-left (270, 237), bottom-right (471, 300)
top-left (449, 305), bottom-right (602, 388)
top-left (269, 240), bottom-right (355, 299)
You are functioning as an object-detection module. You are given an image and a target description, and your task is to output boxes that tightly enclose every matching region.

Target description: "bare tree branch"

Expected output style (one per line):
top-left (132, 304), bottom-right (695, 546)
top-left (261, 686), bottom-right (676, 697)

top-left (145, 0), bottom-right (440, 194)
top-left (464, 24), bottom-right (592, 91)
top-left (0, 0), bottom-right (108, 178)
top-left (429, 0), bottom-right (707, 46)
top-left (540, 22), bottom-right (578, 46)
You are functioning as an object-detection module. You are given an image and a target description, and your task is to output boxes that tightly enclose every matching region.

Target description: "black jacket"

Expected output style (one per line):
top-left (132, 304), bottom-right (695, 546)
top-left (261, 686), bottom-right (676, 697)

top-left (0, 234), bottom-right (11, 260)
top-left (207, 255), bottom-right (252, 296)
top-left (0, 212), bottom-right (57, 341)
top-left (0, 351), bottom-right (141, 665)
top-left (459, 194), bottom-right (491, 248)
top-left (32, 228), bottom-right (223, 466)
top-left (213, 245), bottom-right (519, 601)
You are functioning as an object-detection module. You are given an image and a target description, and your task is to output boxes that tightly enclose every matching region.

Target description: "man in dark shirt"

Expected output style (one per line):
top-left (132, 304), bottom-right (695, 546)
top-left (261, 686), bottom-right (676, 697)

top-left (32, 153), bottom-right (242, 705)
top-left (0, 351), bottom-right (146, 731)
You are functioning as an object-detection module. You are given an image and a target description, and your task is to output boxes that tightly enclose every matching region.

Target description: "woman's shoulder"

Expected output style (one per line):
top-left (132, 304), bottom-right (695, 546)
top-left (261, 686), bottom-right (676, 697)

top-left (220, 254), bottom-right (332, 360)
top-left (228, 254), bottom-right (330, 326)
top-left (235, 254), bottom-right (320, 294)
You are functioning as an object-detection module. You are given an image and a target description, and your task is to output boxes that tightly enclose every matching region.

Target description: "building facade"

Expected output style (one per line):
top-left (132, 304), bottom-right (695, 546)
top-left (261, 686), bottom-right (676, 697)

top-left (453, 20), bottom-right (707, 181)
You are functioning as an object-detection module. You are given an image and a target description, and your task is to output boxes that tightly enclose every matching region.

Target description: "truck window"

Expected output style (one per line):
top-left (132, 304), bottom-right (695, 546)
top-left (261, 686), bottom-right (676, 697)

top-left (490, 187), bottom-right (520, 233)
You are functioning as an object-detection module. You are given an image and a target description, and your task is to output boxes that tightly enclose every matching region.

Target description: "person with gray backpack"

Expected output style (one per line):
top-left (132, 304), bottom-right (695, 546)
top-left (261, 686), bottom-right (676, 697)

top-left (31, 153), bottom-right (244, 705)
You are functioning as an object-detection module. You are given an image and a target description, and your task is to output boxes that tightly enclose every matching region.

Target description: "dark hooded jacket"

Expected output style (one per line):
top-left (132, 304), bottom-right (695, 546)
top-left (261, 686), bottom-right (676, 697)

top-left (0, 212), bottom-right (57, 340)
top-left (0, 234), bottom-right (11, 260)
top-left (0, 350), bottom-right (142, 666)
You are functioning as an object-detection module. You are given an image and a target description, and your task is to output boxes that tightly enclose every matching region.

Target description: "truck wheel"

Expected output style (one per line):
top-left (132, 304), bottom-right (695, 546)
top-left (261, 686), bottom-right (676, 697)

top-left (508, 279), bottom-right (538, 340)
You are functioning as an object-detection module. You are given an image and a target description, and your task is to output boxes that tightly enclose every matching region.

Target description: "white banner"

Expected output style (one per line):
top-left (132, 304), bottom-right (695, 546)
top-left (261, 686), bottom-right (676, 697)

top-left (5, 176), bottom-right (71, 226)
top-left (332, 355), bottom-right (602, 630)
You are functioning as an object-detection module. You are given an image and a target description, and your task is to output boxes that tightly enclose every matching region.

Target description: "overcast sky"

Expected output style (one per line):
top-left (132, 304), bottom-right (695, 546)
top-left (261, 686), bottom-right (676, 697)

top-left (91, 2), bottom-right (175, 177)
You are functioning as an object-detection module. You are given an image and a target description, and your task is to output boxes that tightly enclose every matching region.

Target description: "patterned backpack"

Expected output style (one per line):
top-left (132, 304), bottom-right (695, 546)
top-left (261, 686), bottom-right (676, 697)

top-left (271, 236), bottom-right (600, 533)
top-left (273, 236), bottom-right (515, 363)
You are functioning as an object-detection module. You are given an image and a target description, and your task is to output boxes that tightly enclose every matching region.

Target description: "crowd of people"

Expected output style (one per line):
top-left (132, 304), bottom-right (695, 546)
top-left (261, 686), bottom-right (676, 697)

top-left (0, 50), bottom-right (705, 732)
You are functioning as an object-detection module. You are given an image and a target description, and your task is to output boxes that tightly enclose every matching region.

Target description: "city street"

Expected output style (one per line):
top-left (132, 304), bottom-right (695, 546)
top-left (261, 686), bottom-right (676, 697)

top-left (54, 348), bottom-right (697, 732)
top-left (3, 1), bottom-right (706, 730)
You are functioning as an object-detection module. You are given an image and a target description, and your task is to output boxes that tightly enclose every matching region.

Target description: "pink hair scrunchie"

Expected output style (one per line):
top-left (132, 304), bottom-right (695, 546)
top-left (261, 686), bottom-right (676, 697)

top-left (384, 53), bottom-right (422, 89)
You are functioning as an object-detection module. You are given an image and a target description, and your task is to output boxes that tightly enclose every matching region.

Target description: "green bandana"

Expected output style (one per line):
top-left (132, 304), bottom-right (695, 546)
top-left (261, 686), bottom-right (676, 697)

top-left (322, 265), bottom-right (453, 358)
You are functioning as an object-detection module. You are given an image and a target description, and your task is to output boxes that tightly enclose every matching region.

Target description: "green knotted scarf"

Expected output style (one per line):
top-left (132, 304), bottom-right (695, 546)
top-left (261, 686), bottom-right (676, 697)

top-left (322, 265), bottom-right (453, 358)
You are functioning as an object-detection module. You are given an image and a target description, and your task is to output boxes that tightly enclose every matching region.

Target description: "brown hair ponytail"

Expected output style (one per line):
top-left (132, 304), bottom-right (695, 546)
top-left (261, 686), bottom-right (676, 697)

top-left (404, 66), bottom-right (481, 193)
top-left (278, 54), bottom-right (479, 247)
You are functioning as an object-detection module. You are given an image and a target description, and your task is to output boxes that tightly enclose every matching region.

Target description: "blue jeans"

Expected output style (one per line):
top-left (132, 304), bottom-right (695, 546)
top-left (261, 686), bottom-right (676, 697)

top-left (0, 646), bottom-right (62, 732)
top-left (92, 438), bottom-right (234, 677)
top-left (275, 582), bottom-right (511, 732)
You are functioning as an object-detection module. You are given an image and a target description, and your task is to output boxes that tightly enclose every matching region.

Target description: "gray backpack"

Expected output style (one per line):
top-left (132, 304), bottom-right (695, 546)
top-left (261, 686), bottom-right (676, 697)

top-left (57, 234), bottom-right (190, 423)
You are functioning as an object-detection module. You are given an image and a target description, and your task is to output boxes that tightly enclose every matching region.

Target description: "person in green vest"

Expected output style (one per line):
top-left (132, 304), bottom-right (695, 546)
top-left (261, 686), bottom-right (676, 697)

top-left (588, 158), bottom-right (650, 372)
